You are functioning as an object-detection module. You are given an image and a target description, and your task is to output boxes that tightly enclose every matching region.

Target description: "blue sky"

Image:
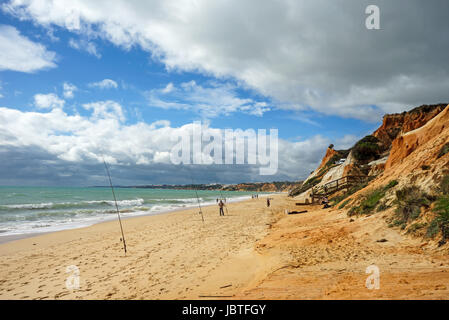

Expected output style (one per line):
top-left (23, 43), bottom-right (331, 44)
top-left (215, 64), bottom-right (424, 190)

top-left (0, 0), bottom-right (447, 186)
top-left (0, 12), bottom-right (377, 140)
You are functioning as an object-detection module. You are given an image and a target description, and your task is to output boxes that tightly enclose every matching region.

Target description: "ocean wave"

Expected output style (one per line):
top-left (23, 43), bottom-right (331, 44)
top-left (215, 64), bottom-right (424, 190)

top-left (85, 198), bottom-right (145, 207)
top-left (0, 198), bottom-right (145, 211)
top-left (1, 202), bottom-right (55, 210)
top-left (0, 192), bottom-right (263, 237)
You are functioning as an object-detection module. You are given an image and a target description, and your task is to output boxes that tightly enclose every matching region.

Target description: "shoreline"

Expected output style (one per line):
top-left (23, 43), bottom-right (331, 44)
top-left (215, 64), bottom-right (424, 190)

top-left (0, 193), bottom-right (288, 299)
top-left (0, 192), bottom-right (274, 245)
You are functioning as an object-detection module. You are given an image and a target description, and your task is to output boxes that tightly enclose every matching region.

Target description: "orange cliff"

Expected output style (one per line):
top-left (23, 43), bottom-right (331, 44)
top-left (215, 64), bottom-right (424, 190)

top-left (373, 104), bottom-right (446, 147)
top-left (385, 104), bottom-right (449, 171)
top-left (290, 103), bottom-right (448, 199)
top-left (317, 147), bottom-right (338, 172)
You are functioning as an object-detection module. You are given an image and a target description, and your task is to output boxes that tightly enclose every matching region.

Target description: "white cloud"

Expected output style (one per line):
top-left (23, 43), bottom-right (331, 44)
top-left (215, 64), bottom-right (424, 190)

top-left (161, 82), bottom-right (174, 94)
top-left (82, 100), bottom-right (125, 122)
top-left (89, 79), bottom-right (118, 89)
top-left (34, 93), bottom-right (65, 109)
top-left (148, 81), bottom-right (271, 118)
top-left (0, 104), bottom-right (345, 181)
top-left (63, 82), bottom-right (77, 99)
top-left (3, 1), bottom-right (448, 119)
top-left (0, 24), bottom-right (56, 73)
top-left (68, 38), bottom-right (101, 58)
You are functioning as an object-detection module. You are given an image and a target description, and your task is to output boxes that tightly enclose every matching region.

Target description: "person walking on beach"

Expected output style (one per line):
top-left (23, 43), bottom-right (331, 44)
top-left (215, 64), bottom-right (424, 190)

top-left (218, 200), bottom-right (225, 216)
top-left (266, 198), bottom-right (271, 207)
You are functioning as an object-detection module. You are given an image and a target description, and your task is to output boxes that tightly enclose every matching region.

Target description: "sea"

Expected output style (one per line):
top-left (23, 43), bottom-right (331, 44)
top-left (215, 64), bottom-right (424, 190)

top-left (0, 186), bottom-right (264, 238)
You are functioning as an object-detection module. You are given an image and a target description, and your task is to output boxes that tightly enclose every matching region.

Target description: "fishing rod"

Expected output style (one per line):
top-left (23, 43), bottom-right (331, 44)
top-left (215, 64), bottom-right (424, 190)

top-left (188, 165), bottom-right (204, 224)
top-left (103, 158), bottom-right (127, 255)
top-left (194, 186), bottom-right (205, 224)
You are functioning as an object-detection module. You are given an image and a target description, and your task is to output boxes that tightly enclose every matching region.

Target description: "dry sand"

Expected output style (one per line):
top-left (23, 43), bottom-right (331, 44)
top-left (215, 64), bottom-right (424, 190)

top-left (1, 194), bottom-right (448, 300)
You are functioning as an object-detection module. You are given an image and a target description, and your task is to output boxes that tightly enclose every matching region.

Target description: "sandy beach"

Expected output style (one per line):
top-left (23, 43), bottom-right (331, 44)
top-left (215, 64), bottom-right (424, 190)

top-left (0, 194), bottom-right (286, 299)
top-left (1, 193), bottom-right (448, 300)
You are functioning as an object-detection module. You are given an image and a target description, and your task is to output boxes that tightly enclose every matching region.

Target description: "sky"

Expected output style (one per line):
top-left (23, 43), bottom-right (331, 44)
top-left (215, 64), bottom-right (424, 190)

top-left (0, 0), bottom-right (448, 186)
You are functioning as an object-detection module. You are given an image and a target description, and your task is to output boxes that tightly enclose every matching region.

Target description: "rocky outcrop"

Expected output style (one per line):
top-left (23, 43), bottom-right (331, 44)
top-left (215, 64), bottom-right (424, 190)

top-left (301, 147), bottom-right (338, 184)
top-left (223, 181), bottom-right (300, 192)
top-left (318, 147), bottom-right (338, 171)
top-left (292, 150), bottom-right (355, 201)
top-left (367, 156), bottom-right (388, 176)
top-left (373, 104), bottom-right (446, 147)
top-left (291, 103), bottom-right (448, 200)
top-left (385, 104), bottom-right (449, 171)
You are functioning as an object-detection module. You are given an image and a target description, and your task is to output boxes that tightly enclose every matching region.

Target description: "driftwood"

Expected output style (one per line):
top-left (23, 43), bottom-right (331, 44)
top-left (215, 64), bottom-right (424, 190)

top-left (287, 210), bottom-right (308, 215)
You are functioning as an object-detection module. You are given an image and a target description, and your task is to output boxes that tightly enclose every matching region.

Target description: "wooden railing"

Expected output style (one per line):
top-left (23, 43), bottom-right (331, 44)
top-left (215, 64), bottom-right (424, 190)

top-left (310, 175), bottom-right (367, 204)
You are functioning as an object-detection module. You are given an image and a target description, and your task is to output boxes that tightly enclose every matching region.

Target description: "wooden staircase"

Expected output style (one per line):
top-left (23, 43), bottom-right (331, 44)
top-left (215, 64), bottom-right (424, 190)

top-left (310, 175), bottom-right (367, 204)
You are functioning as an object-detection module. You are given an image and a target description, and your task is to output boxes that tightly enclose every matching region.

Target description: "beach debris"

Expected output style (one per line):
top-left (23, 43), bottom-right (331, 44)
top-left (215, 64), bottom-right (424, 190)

top-left (286, 210), bottom-right (308, 215)
top-left (219, 284), bottom-right (232, 289)
top-left (376, 238), bottom-right (388, 242)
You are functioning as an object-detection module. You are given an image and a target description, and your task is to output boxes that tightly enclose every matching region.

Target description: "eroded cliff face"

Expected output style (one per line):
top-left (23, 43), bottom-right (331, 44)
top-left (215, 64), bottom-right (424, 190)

top-left (292, 103), bottom-right (448, 200)
top-left (373, 104), bottom-right (446, 147)
top-left (385, 104), bottom-right (449, 171)
top-left (317, 148), bottom-right (338, 171)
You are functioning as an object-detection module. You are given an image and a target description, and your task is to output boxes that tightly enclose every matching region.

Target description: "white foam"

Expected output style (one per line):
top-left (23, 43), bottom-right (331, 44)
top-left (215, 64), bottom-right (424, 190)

top-left (0, 193), bottom-right (270, 237)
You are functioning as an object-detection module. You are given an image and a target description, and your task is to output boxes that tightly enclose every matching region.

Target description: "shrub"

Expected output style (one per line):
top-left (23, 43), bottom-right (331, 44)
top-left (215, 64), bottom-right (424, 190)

top-left (388, 219), bottom-right (406, 229)
top-left (331, 181), bottom-right (368, 207)
top-left (347, 181), bottom-right (369, 194)
top-left (376, 202), bottom-right (389, 212)
top-left (331, 194), bottom-right (346, 205)
top-left (325, 154), bottom-right (341, 168)
top-left (347, 181), bottom-right (397, 216)
top-left (421, 165), bottom-right (430, 170)
top-left (360, 189), bottom-right (387, 213)
top-left (434, 195), bottom-right (449, 241)
top-left (437, 142), bottom-right (449, 159)
top-left (289, 175), bottom-right (323, 197)
top-left (338, 199), bottom-right (350, 209)
top-left (395, 186), bottom-right (431, 224)
top-left (349, 189), bottom-right (385, 215)
top-left (426, 219), bottom-right (440, 238)
top-left (407, 222), bottom-right (427, 235)
top-left (440, 174), bottom-right (449, 195)
top-left (436, 196), bottom-right (449, 219)
top-left (352, 135), bottom-right (381, 161)
top-left (386, 180), bottom-right (398, 189)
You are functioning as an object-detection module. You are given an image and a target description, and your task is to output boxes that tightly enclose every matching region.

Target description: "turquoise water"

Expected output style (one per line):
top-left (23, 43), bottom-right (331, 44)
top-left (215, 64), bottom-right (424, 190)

top-left (0, 187), bottom-right (261, 236)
